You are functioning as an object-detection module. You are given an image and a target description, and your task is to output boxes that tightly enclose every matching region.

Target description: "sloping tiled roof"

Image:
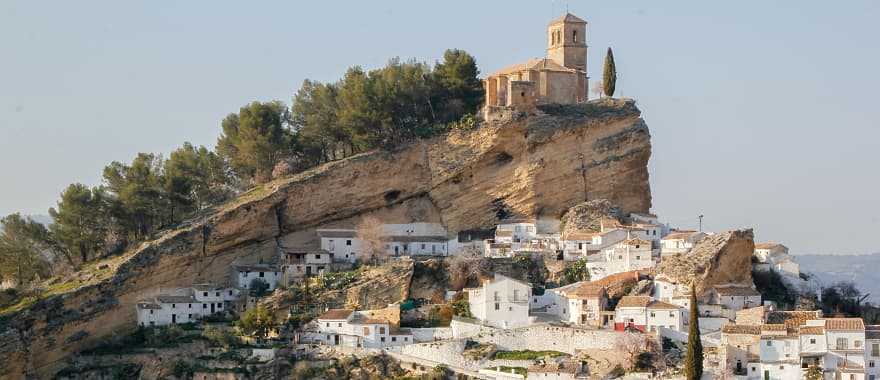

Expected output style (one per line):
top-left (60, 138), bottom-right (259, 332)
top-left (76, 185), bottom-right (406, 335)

top-left (799, 326), bottom-right (825, 335)
top-left (766, 310), bottom-right (821, 327)
top-left (593, 270), bottom-right (642, 288)
top-left (662, 231), bottom-right (699, 241)
top-left (563, 231), bottom-right (600, 241)
top-left (567, 283), bottom-right (606, 299)
top-left (754, 242), bottom-right (785, 250)
top-left (761, 324), bottom-right (787, 332)
top-left (647, 300), bottom-right (680, 310)
top-left (491, 58), bottom-right (577, 77)
top-left (824, 318), bottom-right (865, 331)
top-left (617, 296), bottom-right (651, 308)
top-left (318, 309), bottom-right (354, 320)
top-left (386, 235), bottom-right (448, 243)
top-left (549, 13), bottom-right (587, 25)
top-left (722, 325), bottom-right (762, 335)
top-left (713, 286), bottom-right (761, 297)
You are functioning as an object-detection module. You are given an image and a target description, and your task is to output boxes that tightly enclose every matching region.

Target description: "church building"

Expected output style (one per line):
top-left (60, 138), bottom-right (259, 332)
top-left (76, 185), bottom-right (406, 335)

top-left (483, 13), bottom-right (589, 117)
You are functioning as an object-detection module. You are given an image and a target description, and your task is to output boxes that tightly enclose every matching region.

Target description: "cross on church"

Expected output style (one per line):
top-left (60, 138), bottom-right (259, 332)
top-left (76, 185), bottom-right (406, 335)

top-left (576, 153), bottom-right (589, 202)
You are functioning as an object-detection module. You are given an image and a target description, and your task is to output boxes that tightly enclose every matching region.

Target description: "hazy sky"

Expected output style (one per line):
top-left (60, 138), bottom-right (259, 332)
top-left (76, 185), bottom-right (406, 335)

top-left (1, 1), bottom-right (878, 255)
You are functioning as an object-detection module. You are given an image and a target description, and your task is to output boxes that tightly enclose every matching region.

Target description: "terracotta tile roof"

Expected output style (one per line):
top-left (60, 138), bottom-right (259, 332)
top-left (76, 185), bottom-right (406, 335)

top-left (318, 309), bottom-right (354, 320)
top-left (824, 318), bottom-right (865, 331)
top-left (761, 324), bottom-right (787, 331)
top-left (491, 58), bottom-right (576, 77)
top-left (647, 300), bottom-right (680, 310)
top-left (799, 326), bottom-right (825, 335)
top-left (567, 284), bottom-right (606, 299)
top-left (754, 242), bottom-right (785, 250)
top-left (563, 231), bottom-right (600, 241)
top-left (549, 13), bottom-right (587, 25)
top-left (662, 231), bottom-right (700, 241)
top-left (617, 296), bottom-right (651, 308)
top-left (350, 316), bottom-right (389, 325)
top-left (622, 238), bottom-right (651, 246)
top-left (386, 235), bottom-right (448, 243)
top-left (495, 230), bottom-right (514, 237)
top-left (722, 325), bottom-right (762, 335)
top-left (593, 270), bottom-right (642, 287)
top-left (713, 286), bottom-right (761, 297)
top-left (766, 310), bottom-right (821, 327)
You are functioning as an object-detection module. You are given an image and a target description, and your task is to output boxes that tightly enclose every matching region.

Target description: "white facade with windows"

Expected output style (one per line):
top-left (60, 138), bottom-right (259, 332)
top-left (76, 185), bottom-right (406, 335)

top-left (307, 309), bottom-right (413, 348)
top-left (317, 229), bottom-right (360, 263)
top-left (136, 285), bottom-right (239, 327)
top-left (660, 231), bottom-right (707, 257)
top-left (234, 264), bottom-right (280, 291)
top-left (466, 274), bottom-right (532, 328)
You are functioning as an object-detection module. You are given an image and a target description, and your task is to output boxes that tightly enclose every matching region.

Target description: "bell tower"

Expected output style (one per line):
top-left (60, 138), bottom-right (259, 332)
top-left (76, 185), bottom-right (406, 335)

top-left (546, 13), bottom-right (588, 72)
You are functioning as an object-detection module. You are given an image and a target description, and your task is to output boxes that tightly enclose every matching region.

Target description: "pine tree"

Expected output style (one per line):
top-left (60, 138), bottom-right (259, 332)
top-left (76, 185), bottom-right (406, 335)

top-left (602, 47), bottom-right (617, 97)
top-left (684, 283), bottom-right (704, 380)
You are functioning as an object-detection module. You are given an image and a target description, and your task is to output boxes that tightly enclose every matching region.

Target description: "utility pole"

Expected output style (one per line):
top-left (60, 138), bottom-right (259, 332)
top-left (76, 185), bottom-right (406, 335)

top-left (576, 153), bottom-right (589, 202)
top-left (698, 214), bottom-right (704, 232)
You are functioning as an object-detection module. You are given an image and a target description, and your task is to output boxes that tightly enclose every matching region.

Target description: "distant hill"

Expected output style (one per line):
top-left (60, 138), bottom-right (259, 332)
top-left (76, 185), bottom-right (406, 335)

top-left (796, 253), bottom-right (880, 303)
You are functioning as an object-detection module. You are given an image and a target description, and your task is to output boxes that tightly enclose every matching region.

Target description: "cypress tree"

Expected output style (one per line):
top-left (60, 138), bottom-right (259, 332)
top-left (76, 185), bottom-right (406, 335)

top-left (684, 283), bottom-right (704, 380)
top-left (602, 47), bottom-right (617, 97)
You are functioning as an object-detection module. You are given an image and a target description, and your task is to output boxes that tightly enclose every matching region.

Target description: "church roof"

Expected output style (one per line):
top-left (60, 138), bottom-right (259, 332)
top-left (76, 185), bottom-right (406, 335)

top-left (490, 58), bottom-right (577, 77)
top-left (550, 13), bottom-right (587, 25)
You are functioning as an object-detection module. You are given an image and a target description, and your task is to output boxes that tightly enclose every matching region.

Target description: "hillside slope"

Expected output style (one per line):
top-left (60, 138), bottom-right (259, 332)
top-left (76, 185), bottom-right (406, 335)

top-left (0, 98), bottom-right (653, 379)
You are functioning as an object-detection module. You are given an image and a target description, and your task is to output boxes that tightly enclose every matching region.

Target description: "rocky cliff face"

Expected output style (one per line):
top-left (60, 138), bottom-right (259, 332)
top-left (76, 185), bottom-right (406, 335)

top-left (655, 229), bottom-right (756, 295)
top-left (0, 98), bottom-right (652, 379)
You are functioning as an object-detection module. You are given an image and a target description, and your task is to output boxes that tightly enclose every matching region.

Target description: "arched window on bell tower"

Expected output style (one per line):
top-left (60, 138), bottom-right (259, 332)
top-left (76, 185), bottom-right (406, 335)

top-left (573, 30), bottom-right (578, 43)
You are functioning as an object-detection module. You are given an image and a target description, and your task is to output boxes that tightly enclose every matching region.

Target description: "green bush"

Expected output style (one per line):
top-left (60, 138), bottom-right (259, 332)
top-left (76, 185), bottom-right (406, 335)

top-left (493, 350), bottom-right (567, 360)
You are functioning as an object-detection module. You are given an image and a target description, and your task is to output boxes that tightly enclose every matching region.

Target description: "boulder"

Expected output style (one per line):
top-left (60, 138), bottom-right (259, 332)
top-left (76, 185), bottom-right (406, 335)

top-left (655, 229), bottom-right (755, 296)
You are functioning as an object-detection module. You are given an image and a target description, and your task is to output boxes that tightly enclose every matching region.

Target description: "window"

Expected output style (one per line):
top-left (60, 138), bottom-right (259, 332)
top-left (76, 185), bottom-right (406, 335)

top-left (873, 343), bottom-right (879, 356)
top-left (215, 292), bottom-right (220, 296)
top-left (381, 337), bottom-right (386, 342)
top-left (203, 292), bottom-right (208, 297)
top-left (380, 327), bottom-right (386, 334)
top-left (766, 340), bottom-right (772, 346)
top-left (669, 312), bottom-right (675, 318)
top-left (421, 244), bottom-right (425, 249)
top-left (573, 30), bottom-right (578, 42)
top-left (346, 240), bottom-right (352, 246)
top-left (150, 310), bottom-right (153, 315)
top-left (172, 304), bottom-right (176, 308)
top-left (855, 340), bottom-right (863, 348)
top-left (870, 361), bottom-right (875, 368)
top-left (810, 338), bottom-right (816, 344)
top-left (203, 304), bottom-right (207, 309)
top-left (259, 272), bottom-right (265, 278)
top-left (837, 337), bottom-right (848, 350)
top-left (315, 254), bottom-right (321, 259)
top-left (228, 290), bottom-right (233, 296)
top-left (495, 303), bottom-right (500, 310)
top-left (363, 327), bottom-right (370, 335)
top-left (217, 304), bottom-right (222, 309)
top-left (650, 312), bottom-right (656, 317)
top-left (392, 337), bottom-right (397, 342)
top-left (325, 323), bottom-right (329, 327)
top-left (404, 337), bottom-right (408, 342)
top-left (338, 323), bottom-right (342, 327)
top-left (188, 304), bottom-right (192, 308)
top-left (513, 290), bottom-right (519, 301)
top-left (188, 314), bottom-right (192, 318)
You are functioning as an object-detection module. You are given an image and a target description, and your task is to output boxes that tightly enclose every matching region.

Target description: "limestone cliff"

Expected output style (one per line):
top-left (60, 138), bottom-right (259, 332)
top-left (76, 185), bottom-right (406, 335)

top-left (0, 98), bottom-right (652, 379)
top-left (655, 229), bottom-right (756, 296)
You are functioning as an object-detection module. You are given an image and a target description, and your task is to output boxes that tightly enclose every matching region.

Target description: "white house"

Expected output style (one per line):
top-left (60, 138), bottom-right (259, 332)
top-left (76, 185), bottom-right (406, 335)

top-left (708, 285), bottom-right (762, 312)
top-left (234, 264), bottom-right (281, 291)
top-left (495, 219), bottom-right (537, 244)
top-left (754, 243), bottom-right (800, 278)
top-left (282, 250), bottom-right (333, 281)
top-left (466, 274), bottom-right (532, 329)
top-left (613, 296), bottom-right (683, 332)
top-left (136, 285), bottom-right (240, 327)
top-left (385, 236), bottom-right (448, 256)
top-left (540, 281), bottom-right (608, 326)
top-left (756, 328), bottom-right (801, 380)
top-left (309, 308), bottom-right (413, 348)
top-left (601, 238), bottom-right (654, 274)
top-left (316, 229), bottom-right (360, 263)
top-left (660, 231), bottom-right (707, 257)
